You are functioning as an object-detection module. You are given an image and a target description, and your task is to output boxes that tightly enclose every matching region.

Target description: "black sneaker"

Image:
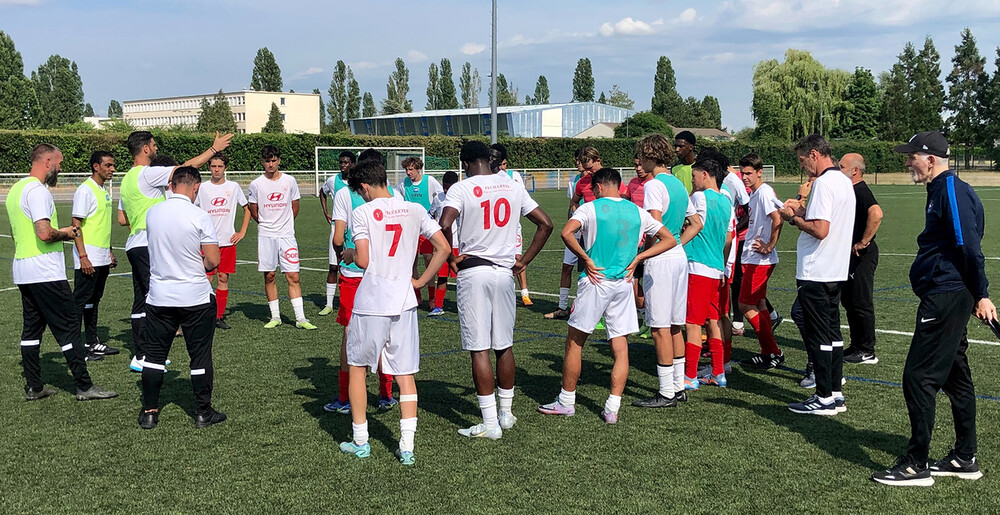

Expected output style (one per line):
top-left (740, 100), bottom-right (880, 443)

top-left (872, 456), bottom-right (935, 486)
top-left (930, 450), bottom-right (983, 480)
top-left (85, 351), bottom-right (103, 362)
top-left (215, 318), bottom-right (231, 330)
top-left (844, 349), bottom-right (878, 364)
top-left (799, 362), bottom-right (816, 388)
top-left (87, 342), bottom-right (120, 356)
top-left (788, 394), bottom-right (837, 415)
top-left (195, 409), bottom-right (227, 428)
top-left (741, 352), bottom-right (785, 370)
top-left (76, 385), bottom-right (118, 401)
top-left (631, 393), bottom-right (678, 408)
top-left (25, 385), bottom-right (58, 401)
top-left (771, 313), bottom-right (783, 330)
top-left (674, 391), bottom-right (688, 402)
top-left (138, 409), bottom-right (159, 430)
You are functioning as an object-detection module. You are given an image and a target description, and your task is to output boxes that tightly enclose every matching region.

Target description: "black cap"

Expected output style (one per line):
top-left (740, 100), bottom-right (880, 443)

top-left (893, 131), bottom-right (949, 158)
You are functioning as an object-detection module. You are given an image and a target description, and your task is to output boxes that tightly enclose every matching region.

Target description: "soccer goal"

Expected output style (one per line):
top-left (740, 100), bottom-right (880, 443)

top-left (762, 165), bottom-right (776, 183)
top-left (314, 146), bottom-right (425, 195)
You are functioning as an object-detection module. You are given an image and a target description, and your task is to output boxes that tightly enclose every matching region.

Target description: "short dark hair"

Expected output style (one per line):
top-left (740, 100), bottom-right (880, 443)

top-left (692, 158), bottom-right (722, 185)
top-left (209, 152), bottom-right (228, 167)
top-left (675, 131), bottom-right (696, 145)
top-left (460, 141), bottom-right (490, 163)
top-left (590, 167), bottom-right (621, 190)
top-left (697, 147), bottom-right (729, 170)
top-left (490, 143), bottom-right (508, 163)
top-left (89, 150), bottom-right (113, 171)
top-left (794, 134), bottom-right (832, 157)
top-left (338, 151), bottom-right (357, 163)
top-left (150, 154), bottom-right (178, 167)
top-left (261, 145), bottom-right (281, 160)
top-left (442, 170), bottom-right (459, 186)
top-left (358, 148), bottom-right (383, 165)
top-left (401, 156), bottom-right (424, 169)
top-left (127, 131), bottom-right (154, 157)
top-left (738, 153), bottom-right (763, 171)
top-left (574, 147), bottom-right (586, 161)
top-left (348, 159), bottom-right (387, 192)
top-left (30, 143), bottom-right (59, 163)
top-left (170, 166), bottom-right (201, 187)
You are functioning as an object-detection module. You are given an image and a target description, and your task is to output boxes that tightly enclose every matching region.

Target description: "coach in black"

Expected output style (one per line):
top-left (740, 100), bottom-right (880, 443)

top-left (139, 166), bottom-right (226, 430)
top-left (840, 154), bottom-right (883, 365)
top-left (873, 131), bottom-right (996, 486)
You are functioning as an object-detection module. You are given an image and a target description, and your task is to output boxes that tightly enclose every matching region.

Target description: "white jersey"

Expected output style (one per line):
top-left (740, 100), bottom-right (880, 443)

top-left (722, 172), bottom-right (750, 208)
top-left (720, 188), bottom-right (739, 278)
top-left (12, 180), bottom-right (66, 285)
top-left (743, 183), bottom-right (781, 265)
top-left (796, 168), bottom-right (856, 282)
top-left (120, 165), bottom-right (173, 250)
top-left (642, 174), bottom-right (695, 261)
top-left (444, 173), bottom-right (539, 268)
top-left (331, 186), bottom-right (363, 278)
top-left (71, 178), bottom-right (112, 268)
top-left (248, 173), bottom-right (300, 238)
top-left (146, 195), bottom-right (218, 307)
top-left (195, 180), bottom-right (247, 248)
top-left (351, 196), bottom-right (440, 316)
top-left (430, 190), bottom-right (459, 249)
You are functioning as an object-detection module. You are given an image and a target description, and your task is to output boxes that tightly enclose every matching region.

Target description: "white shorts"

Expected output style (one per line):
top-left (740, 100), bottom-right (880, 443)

top-left (643, 254), bottom-right (689, 328)
top-left (456, 265), bottom-right (516, 351)
top-left (569, 277), bottom-right (639, 338)
top-left (562, 247), bottom-right (578, 266)
top-left (345, 308), bottom-right (420, 375)
top-left (328, 225), bottom-right (337, 266)
top-left (515, 224), bottom-right (523, 255)
top-left (258, 236), bottom-right (300, 273)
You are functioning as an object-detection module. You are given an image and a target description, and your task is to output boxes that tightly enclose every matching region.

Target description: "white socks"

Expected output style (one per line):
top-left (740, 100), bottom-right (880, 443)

top-left (267, 300), bottom-right (280, 320)
top-left (399, 417), bottom-right (417, 452)
top-left (290, 297), bottom-right (306, 322)
top-left (497, 388), bottom-right (514, 414)
top-left (657, 364), bottom-right (674, 398)
top-left (604, 394), bottom-right (622, 415)
top-left (558, 287), bottom-right (570, 310)
top-left (326, 283), bottom-right (337, 308)
top-left (478, 393), bottom-right (498, 429)
top-left (520, 288), bottom-right (529, 298)
top-left (673, 357), bottom-right (685, 392)
top-left (352, 421), bottom-right (369, 446)
top-left (558, 388), bottom-right (576, 407)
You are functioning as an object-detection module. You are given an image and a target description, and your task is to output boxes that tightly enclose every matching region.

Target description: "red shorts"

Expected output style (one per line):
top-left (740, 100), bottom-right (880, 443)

top-left (417, 236), bottom-right (433, 255)
top-left (718, 274), bottom-right (732, 317)
top-left (438, 248), bottom-right (459, 278)
top-left (207, 245), bottom-right (236, 276)
top-left (739, 264), bottom-right (776, 305)
top-left (686, 274), bottom-right (722, 325)
top-left (336, 275), bottom-right (363, 326)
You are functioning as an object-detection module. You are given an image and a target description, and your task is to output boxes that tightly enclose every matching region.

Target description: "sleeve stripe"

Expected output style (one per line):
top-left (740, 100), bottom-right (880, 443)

top-left (946, 175), bottom-right (964, 246)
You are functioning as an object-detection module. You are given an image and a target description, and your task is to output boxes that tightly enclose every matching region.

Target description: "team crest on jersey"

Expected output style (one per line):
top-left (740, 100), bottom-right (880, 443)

top-left (473, 186), bottom-right (483, 198)
top-left (373, 209), bottom-right (384, 221)
top-left (283, 247), bottom-right (299, 264)
top-left (268, 192), bottom-right (284, 202)
top-left (211, 197), bottom-right (227, 207)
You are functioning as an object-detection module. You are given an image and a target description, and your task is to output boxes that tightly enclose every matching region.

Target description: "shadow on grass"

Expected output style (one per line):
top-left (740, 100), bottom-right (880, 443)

top-left (230, 300), bottom-right (282, 324)
top-left (140, 370), bottom-right (199, 422)
top-left (524, 350), bottom-right (654, 414)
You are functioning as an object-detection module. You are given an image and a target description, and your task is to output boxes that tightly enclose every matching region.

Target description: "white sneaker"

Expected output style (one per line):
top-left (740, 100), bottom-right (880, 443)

top-left (458, 423), bottom-right (502, 439)
top-left (499, 411), bottom-right (517, 430)
top-left (129, 356), bottom-right (143, 372)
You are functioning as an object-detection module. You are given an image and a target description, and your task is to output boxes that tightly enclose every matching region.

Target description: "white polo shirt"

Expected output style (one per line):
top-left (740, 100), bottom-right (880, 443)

top-left (796, 168), bottom-right (856, 282)
top-left (146, 194), bottom-right (218, 307)
top-left (195, 179), bottom-right (248, 248)
top-left (248, 173), bottom-right (300, 238)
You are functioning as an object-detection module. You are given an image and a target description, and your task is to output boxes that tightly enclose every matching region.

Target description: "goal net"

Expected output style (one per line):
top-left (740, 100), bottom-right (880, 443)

top-left (314, 146), bottom-right (425, 195)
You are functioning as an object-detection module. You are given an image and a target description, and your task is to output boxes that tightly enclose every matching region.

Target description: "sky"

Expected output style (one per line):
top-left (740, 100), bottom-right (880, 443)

top-left (2, 0), bottom-right (1000, 131)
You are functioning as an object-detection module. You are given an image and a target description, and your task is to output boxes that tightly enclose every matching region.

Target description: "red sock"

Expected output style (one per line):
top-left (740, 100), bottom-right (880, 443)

top-left (427, 284), bottom-right (435, 304)
top-left (338, 370), bottom-right (349, 402)
top-left (378, 371), bottom-right (394, 398)
top-left (723, 338), bottom-right (732, 364)
top-left (757, 310), bottom-right (780, 355)
top-left (414, 287), bottom-right (422, 303)
top-left (434, 287), bottom-right (446, 309)
top-left (215, 289), bottom-right (228, 319)
top-left (685, 342), bottom-right (701, 378)
top-left (708, 338), bottom-right (725, 375)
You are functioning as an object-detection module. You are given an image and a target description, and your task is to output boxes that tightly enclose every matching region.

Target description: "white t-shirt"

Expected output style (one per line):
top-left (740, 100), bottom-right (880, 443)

top-left (796, 169), bottom-right (856, 282)
top-left (248, 173), bottom-right (300, 238)
top-left (195, 180), bottom-right (248, 247)
top-left (394, 174), bottom-right (443, 211)
top-left (720, 188), bottom-right (739, 278)
top-left (320, 176), bottom-right (338, 197)
top-left (351, 196), bottom-right (441, 316)
top-left (145, 195), bottom-right (218, 307)
top-left (642, 174), bottom-right (695, 260)
top-left (430, 190), bottom-right (459, 249)
top-left (121, 165), bottom-right (173, 250)
top-left (572, 198), bottom-right (663, 256)
top-left (742, 183), bottom-right (781, 266)
top-left (331, 187), bottom-right (364, 279)
top-left (722, 172), bottom-right (750, 207)
top-left (443, 173), bottom-right (539, 268)
top-left (71, 178), bottom-right (112, 268)
top-left (12, 181), bottom-right (66, 285)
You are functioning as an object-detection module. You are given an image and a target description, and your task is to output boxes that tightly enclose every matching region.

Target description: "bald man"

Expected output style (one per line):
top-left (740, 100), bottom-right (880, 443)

top-left (840, 153), bottom-right (882, 364)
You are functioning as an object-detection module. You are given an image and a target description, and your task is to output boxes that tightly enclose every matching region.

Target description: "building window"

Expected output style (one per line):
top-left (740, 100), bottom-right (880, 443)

top-left (280, 97), bottom-right (285, 105)
top-left (281, 114), bottom-right (286, 121)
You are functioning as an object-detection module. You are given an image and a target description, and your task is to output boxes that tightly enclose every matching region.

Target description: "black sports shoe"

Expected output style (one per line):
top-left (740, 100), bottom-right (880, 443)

top-left (25, 385), bottom-right (58, 401)
top-left (844, 349), bottom-right (879, 364)
top-left (76, 385), bottom-right (118, 401)
top-left (872, 456), bottom-right (934, 486)
top-left (138, 410), bottom-right (159, 430)
top-left (930, 450), bottom-right (983, 480)
top-left (770, 313), bottom-right (783, 330)
top-left (740, 352), bottom-right (785, 370)
top-left (85, 351), bottom-right (103, 362)
top-left (631, 393), bottom-right (678, 408)
top-left (87, 342), bottom-right (120, 356)
top-left (215, 318), bottom-right (231, 330)
top-left (674, 391), bottom-right (688, 402)
top-left (195, 409), bottom-right (227, 428)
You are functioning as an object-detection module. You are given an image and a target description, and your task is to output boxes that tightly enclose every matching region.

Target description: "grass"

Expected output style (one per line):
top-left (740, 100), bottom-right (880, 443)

top-left (2, 183), bottom-right (1000, 513)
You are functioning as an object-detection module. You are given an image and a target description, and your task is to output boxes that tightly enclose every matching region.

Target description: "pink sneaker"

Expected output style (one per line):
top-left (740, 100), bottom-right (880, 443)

top-left (600, 409), bottom-right (618, 424)
top-left (537, 400), bottom-right (575, 416)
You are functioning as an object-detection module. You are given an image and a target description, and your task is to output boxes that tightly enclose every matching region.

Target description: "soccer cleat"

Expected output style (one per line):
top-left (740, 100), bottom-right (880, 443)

top-left (323, 399), bottom-right (351, 414)
top-left (788, 395), bottom-right (837, 415)
top-left (631, 393), bottom-right (678, 408)
top-left (458, 423), bottom-right (502, 439)
top-left (732, 325), bottom-right (745, 336)
top-left (379, 396), bottom-right (399, 410)
top-left (195, 409), bottom-right (227, 428)
top-left (215, 318), bottom-right (231, 330)
top-left (427, 307), bottom-right (445, 317)
top-left (699, 373), bottom-right (728, 388)
top-left (85, 351), bottom-right (103, 362)
top-left (340, 441), bottom-right (371, 458)
top-left (929, 450), bottom-right (983, 480)
top-left (844, 349), bottom-right (879, 365)
top-left (76, 385), bottom-right (118, 401)
top-left (318, 306), bottom-right (335, 316)
top-left (675, 391), bottom-right (688, 402)
top-left (543, 309), bottom-right (570, 320)
top-left (87, 342), bottom-right (120, 356)
top-left (600, 409), bottom-right (618, 424)
top-left (522, 295), bottom-right (533, 306)
top-left (138, 410), bottom-right (159, 430)
top-left (799, 362), bottom-right (816, 388)
top-left (296, 320), bottom-right (318, 330)
top-left (740, 352), bottom-right (785, 370)
top-left (499, 411), bottom-right (518, 430)
top-left (264, 318), bottom-right (281, 329)
top-left (25, 386), bottom-right (58, 401)
top-left (129, 356), bottom-right (144, 372)
top-left (396, 449), bottom-right (416, 466)
top-left (872, 456), bottom-right (935, 486)
top-left (698, 362), bottom-right (733, 378)
top-left (771, 313), bottom-right (784, 330)
top-left (638, 325), bottom-right (652, 339)
top-left (537, 400), bottom-right (576, 416)
top-left (683, 377), bottom-right (700, 391)
top-left (834, 396), bottom-right (847, 413)
top-left (595, 318), bottom-right (606, 330)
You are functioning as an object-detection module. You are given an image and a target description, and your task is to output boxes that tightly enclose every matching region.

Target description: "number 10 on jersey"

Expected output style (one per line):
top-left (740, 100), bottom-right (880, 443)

top-left (480, 198), bottom-right (511, 229)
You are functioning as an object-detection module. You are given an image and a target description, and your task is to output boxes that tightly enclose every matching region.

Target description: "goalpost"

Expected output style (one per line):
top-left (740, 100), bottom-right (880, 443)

top-left (762, 164), bottom-right (776, 183)
top-left (314, 146), bottom-right (425, 195)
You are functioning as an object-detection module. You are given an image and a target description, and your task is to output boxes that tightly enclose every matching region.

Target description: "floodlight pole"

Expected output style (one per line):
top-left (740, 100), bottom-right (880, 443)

top-left (490, 0), bottom-right (498, 144)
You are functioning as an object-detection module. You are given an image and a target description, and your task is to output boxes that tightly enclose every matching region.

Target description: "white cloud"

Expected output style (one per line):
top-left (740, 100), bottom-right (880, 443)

top-left (727, 0), bottom-right (1000, 32)
top-left (460, 42), bottom-right (486, 55)
top-left (351, 61), bottom-right (379, 70)
top-left (598, 17), bottom-right (662, 37)
top-left (676, 8), bottom-right (696, 23)
top-left (290, 66), bottom-right (323, 80)
top-left (407, 50), bottom-right (428, 62)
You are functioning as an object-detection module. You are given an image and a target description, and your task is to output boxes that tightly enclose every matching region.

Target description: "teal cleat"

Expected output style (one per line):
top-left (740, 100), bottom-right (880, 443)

top-left (396, 449), bottom-right (416, 466)
top-left (339, 441), bottom-right (370, 459)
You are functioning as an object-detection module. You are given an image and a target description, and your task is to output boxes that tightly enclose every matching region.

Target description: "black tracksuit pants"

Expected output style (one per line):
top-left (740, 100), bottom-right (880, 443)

top-left (796, 280), bottom-right (844, 398)
top-left (141, 299), bottom-right (216, 414)
top-left (127, 247), bottom-right (150, 359)
top-left (74, 265), bottom-right (110, 346)
top-left (18, 281), bottom-right (93, 391)
top-left (842, 242), bottom-right (878, 354)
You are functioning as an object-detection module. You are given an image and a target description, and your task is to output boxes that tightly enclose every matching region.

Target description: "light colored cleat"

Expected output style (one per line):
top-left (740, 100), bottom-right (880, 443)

top-left (699, 373), bottom-right (728, 388)
top-left (600, 409), bottom-right (618, 424)
top-left (457, 423), bottom-right (502, 439)
top-left (396, 449), bottom-right (416, 466)
top-left (129, 356), bottom-right (143, 372)
top-left (318, 306), bottom-right (335, 316)
top-left (683, 377), bottom-right (700, 390)
top-left (537, 400), bottom-right (575, 416)
top-left (499, 411), bottom-right (518, 429)
top-left (638, 325), bottom-right (652, 339)
top-left (521, 295), bottom-right (533, 306)
top-left (264, 318), bottom-right (281, 329)
top-left (296, 320), bottom-right (318, 330)
top-left (427, 307), bottom-right (445, 317)
top-left (339, 441), bottom-right (370, 458)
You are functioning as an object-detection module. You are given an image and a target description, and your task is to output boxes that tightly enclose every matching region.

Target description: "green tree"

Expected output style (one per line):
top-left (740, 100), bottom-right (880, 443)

top-left (572, 58), bottom-right (594, 102)
top-left (327, 60), bottom-right (349, 132)
top-left (913, 36), bottom-right (946, 132)
top-left (261, 102), bottom-right (284, 133)
top-left (250, 47), bottom-right (283, 92)
top-left (980, 47), bottom-right (1000, 154)
top-left (750, 49), bottom-right (850, 140)
top-left (879, 44), bottom-right (918, 140)
top-left (946, 28), bottom-right (986, 163)
top-left (651, 56), bottom-right (684, 124)
top-left (31, 54), bottom-right (85, 128)
top-left (362, 92), bottom-right (376, 117)
top-left (490, 73), bottom-right (518, 106)
top-left (837, 67), bottom-right (879, 139)
top-left (606, 84), bottom-right (634, 110)
top-left (346, 71), bottom-right (361, 121)
top-left (382, 57), bottom-right (412, 114)
top-left (459, 62), bottom-right (481, 108)
top-left (598, 91), bottom-right (607, 104)
top-left (107, 99), bottom-right (122, 118)
top-left (0, 31), bottom-right (36, 129)
top-left (425, 62), bottom-right (440, 110)
top-left (700, 95), bottom-right (722, 129)
top-left (614, 111), bottom-right (671, 138)
top-left (313, 88), bottom-right (326, 131)
top-left (83, 103), bottom-right (94, 117)
top-left (531, 75), bottom-right (549, 104)
top-left (438, 58), bottom-right (459, 109)
top-left (197, 89), bottom-right (238, 133)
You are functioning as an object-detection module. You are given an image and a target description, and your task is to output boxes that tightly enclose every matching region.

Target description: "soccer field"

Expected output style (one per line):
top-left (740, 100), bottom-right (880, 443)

top-left (2, 183), bottom-right (1000, 513)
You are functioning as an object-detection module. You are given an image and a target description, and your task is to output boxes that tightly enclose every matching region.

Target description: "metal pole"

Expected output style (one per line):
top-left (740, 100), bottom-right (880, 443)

top-left (490, 0), bottom-right (498, 144)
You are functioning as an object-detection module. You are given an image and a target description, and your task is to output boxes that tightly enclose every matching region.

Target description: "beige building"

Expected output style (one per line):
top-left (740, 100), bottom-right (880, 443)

top-left (123, 90), bottom-right (320, 134)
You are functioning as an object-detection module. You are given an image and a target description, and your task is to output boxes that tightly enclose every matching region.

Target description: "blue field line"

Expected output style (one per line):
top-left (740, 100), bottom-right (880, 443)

top-left (779, 365), bottom-right (1000, 403)
top-left (873, 285), bottom-right (912, 293)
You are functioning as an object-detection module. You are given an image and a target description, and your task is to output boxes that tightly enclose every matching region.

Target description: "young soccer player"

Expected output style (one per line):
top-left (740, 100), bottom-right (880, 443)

top-left (318, 151), bottom-right (356, 315)
top-left (195, 153), bottom-right (250, 330)
top-left (544, 150), bottom-right (589, 320)
top-left (338, 159), bottom-right (451, 465)
top-left (428, 171), bottom-right (460, 316)
top-left (491, 143), bottom-right (533, 306)
top-left (538, 167), bottom-right (675, 423)
top-left (437, 141), bottom-right (553, 439)
top-left (395, 156), bottom-right (443, 310)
